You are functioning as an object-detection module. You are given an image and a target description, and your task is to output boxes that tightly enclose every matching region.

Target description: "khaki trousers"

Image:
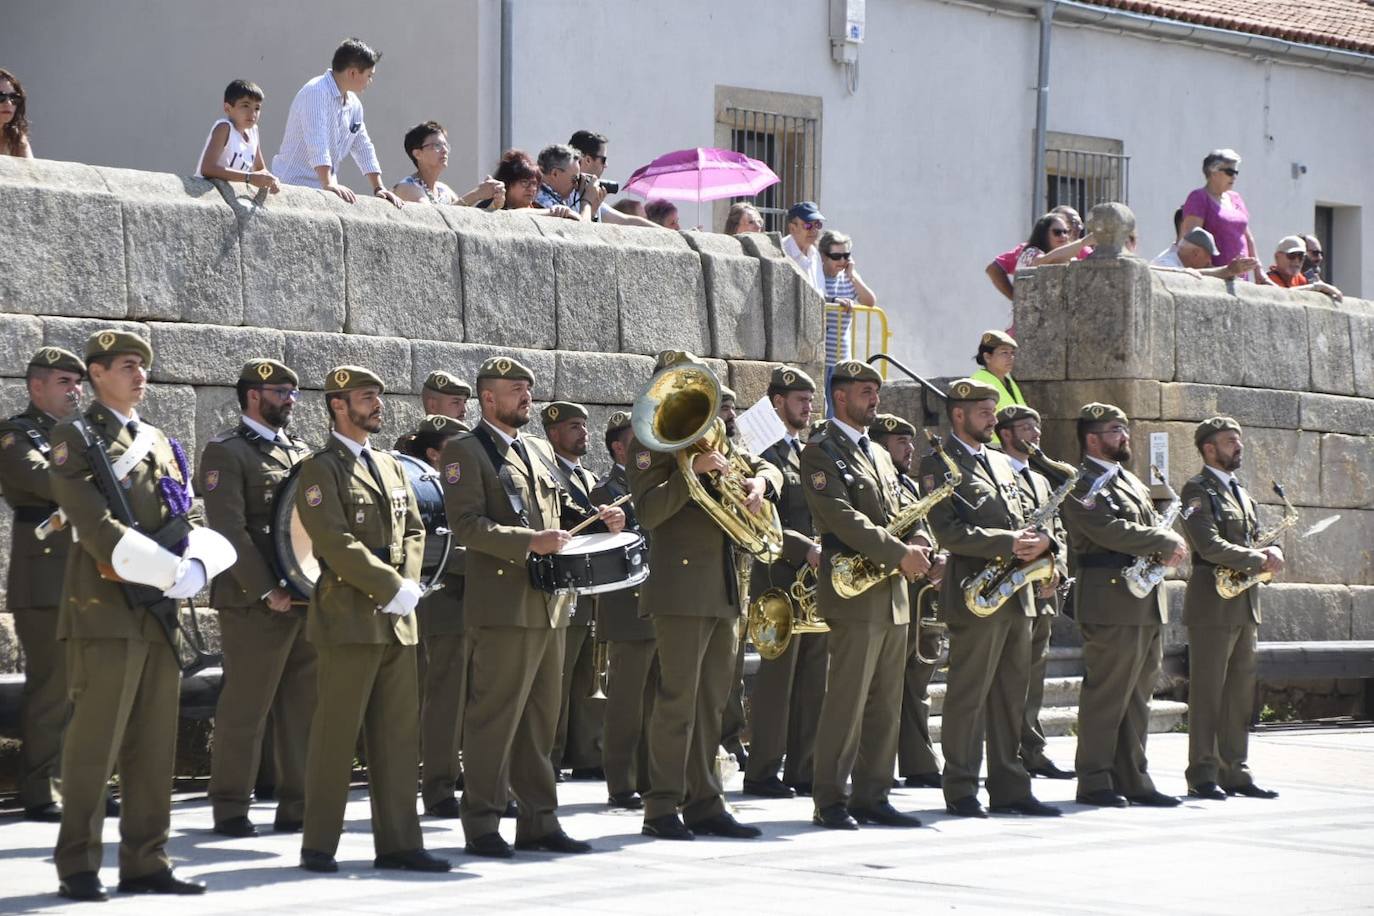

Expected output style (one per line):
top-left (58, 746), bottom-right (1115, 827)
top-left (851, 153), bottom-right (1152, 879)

top-left (1019, 613), bottom-right (1054, 768)
top-left (1186, 623), bottom-right (1257, 790)
top-left (419, 632), bottom-right (467, 807)
top-left (553, 624), bottom-right (604, 770)
top-left (1074, 622), bottom-right (1161, 796)
top-left (898, 622), bottom-right (942, 778)
top-left (13, 608), bottom-right (67, 809)
top-left (602, 638), bottom-right (657, 797)
top-left (720, 630), bottom-right (748, 753)
top-left (744, 631), bottom-right (828, 785)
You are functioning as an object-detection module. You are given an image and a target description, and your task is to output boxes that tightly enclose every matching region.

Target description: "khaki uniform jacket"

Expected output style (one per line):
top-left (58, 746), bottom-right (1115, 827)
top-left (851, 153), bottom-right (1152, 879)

top-left (1180, 469), bottom-right (1266, 627)
top-left (1012, 462), bottom-right (1069, 617)
top-left (920, 439), bottom-right (1040, 624)
top-left (48, 403), bottom-right (201, 641)
top-left (754, 438), bottom-right (818, 595)
top-left (801, 424), bottom-right (910, 625)
top-left (294, 438), bottom-right (424, 646)
top-left (0, 404), bottom-right (71, 609)
top-left (197, 423), bottom-right (311, 609)
top-left (1059, 460), bottom-right (1186, 626)
top-left (591, 464), bottom-right (654, 641)
top-left (551, 455), bottom-right (601, 626)
top-left (417, 541), bottom-right (466, 637)
top-left (626, 436), bottom-right (783, 618)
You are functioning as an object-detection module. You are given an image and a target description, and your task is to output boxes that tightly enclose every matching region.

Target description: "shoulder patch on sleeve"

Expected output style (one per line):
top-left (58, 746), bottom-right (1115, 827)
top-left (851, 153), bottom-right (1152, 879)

top-left (205, 469), bottom-right (220, 491)
top-left (635, 451), bottom-right (651, 470)
top-left (444, 461), bottom-right (461, 485)
top-left (0, 432), bottom-right (14, 450)
top-left (52, 441), bottom-right (69, 466)
top-left (811, 470), bottom-right (827, 490)
top-left (305, 484), bottom-right (323, 507)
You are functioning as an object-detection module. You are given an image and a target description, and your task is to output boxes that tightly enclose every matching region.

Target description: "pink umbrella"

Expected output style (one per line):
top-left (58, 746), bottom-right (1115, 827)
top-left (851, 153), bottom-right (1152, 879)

top-left (624, 147), bottom-right (780, 202)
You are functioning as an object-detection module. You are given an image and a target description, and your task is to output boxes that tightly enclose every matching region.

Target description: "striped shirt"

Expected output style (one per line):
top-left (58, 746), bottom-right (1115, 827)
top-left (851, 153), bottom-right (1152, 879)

top-left (823, 272), bottom-right (855, 366)
top-left (271, 71), bottom-right (382, 188)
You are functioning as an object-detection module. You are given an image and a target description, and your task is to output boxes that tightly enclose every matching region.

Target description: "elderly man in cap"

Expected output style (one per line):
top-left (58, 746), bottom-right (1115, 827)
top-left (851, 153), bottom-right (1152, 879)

top-left (202, 359), bottom-right (315, 838)
top-left (920, 378), bottom-right (1060, 820)
top-left (441, 356), bottom-right (620, 857)
top-left (993, 404), bottom-right (1074, 780)
top-left (1060, 403), bottom-right (1188, 809)
top-left (294, 366), bottom-right (447, 874)
top-left (49, 329), bottom-right (237, 900)
top-left (805, 361), bottom-right (931, 830)
top-left (1151, 226), bottom-right (1259, 279)
top-left (1180, 417), bottom-right (1283, 801)
top-left (1267, 234), bottom-right (1342, 301)
top-left (783, 200), bottom-right (826, 294)
top-left (0, 347), bottom-right (86, 823)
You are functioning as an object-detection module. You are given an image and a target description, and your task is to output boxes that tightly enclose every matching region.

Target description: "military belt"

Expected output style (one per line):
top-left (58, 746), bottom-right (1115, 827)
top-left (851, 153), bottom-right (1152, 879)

top-left (1075, 551), bottom-right (1134, 568)
top-left (13, 505), bottom-right (58, 524)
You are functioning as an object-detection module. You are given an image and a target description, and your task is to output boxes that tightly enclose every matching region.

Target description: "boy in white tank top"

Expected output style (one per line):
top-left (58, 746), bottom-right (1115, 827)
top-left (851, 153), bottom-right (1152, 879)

top-left (196, 79), bottom-right (280, 194)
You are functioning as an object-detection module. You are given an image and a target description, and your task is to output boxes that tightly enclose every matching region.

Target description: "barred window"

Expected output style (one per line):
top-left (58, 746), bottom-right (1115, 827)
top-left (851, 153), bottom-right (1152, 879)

top-left (714, 87), bottom-right (822, 232)
top-left (1044, 131), bottom-right (1129, 215)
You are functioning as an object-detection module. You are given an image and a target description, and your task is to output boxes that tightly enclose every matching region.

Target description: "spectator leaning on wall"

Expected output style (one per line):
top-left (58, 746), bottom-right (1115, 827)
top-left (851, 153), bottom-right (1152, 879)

top-left (195, 80), bottom-right (280, 194)
top-left (1267, 235), bottom-right (1342, 302)
top-left (783, 201), bottom-right (826, 294)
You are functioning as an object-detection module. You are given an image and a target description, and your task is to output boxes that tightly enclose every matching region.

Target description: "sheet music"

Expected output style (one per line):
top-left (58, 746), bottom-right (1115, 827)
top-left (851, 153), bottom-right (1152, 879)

top-left (736, 397), bottom-right (787, 456)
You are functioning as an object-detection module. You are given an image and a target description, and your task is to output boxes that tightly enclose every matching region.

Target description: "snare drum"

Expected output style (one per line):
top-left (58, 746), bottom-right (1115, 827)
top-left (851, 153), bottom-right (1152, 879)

top-left (272, 451), bottom-right (452, 599)
top-left (527, 531), bottom-right (649, 596)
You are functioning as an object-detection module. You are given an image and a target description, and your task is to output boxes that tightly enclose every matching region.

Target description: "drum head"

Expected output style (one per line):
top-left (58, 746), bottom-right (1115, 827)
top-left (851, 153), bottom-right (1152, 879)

top-left (559, 531), bottom-right (642, 556)
top-left (271, 463), bottom-right (318, 599)
top-left (389, 451), bottom-right (452, 591)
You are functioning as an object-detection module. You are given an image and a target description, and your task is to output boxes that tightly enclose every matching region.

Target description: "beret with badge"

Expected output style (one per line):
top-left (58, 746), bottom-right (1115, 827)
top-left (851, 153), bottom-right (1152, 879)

top-left (979, 329), bottom-right (1018, 351)
top-left (995, 403), bottom-right (1041, 430)
top-left (1194, 415), bottom-right (1241, 448)
top-left (605, 410), bottom-right (632, 436)
top-left (28, 346), bottom-right (86, 377)
top-left (417, 413), bottom-right (469, 436)
top-left (653, 349), bottom-right (707, 373)
top-left (829, 359), bottom-right (883, 387)
top-left (240, 358), bottom-right (298, 387)
top-left (1078, 402), bottom-right (1128, 424)
top-left (85, 329), bottom-right (152, 366)
top-left (769, 364), bottom-right (816, 393)
top-left (540, 401), bottom-right (588, 427)
top-left (870, 413), bottom-right (916, 439)
top-left (945, 376), bottom-right (1000, 403)
top-left (324, 365), bottom-right (385, 394)
top-left (476, 355), bottom-right (535, 383)
top-left (719, 384), bottom-right (737, 402)
top-left (423, 370), bottom-right (471, 397)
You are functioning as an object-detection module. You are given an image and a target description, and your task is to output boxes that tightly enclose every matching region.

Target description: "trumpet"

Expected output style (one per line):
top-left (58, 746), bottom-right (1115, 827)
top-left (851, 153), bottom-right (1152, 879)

top-left (748, 563), bottom-right (830, 660)
top-left (586, 615), bottom-right (608, 700)
top-left (913, 566), bottom-right (948, 666)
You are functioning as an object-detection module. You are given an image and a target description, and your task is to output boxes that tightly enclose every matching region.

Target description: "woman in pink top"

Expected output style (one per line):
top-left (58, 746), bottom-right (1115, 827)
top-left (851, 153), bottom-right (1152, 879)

top-left (1179, 149), bottom-right (1269, 284)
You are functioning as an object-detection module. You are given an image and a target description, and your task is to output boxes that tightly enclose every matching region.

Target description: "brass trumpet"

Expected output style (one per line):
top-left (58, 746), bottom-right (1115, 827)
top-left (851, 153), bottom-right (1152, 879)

top-left (747, 564), bottom-right (830, 660)
top-left (587, 615), bottom-right (608, 700)
top-left (913, 579), bottom-right (948, 666)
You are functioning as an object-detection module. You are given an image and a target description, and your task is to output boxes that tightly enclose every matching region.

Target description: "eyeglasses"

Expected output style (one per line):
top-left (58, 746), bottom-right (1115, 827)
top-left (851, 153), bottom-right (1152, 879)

top-left (1308, 250), bottom-right (1324, 259)
top-left (1094, 425), bottom-right (1129, 438)
top-left (825, 251), bottom-right (852, 261)
top-left (1283, 252), bottom-right (1305, 261)
top-left (1050, 228), bottom-right (1070, 237)
top-left (803, 220), bottom-right (823, 230)
top-left (1218, 167), bottom-right (1239, 177)
top-left (259, 386), bottom-right (300, 400)
top-left (0, 92), bottom-right (20, 104)
top-left (421, 141), bottom-right (449, 152)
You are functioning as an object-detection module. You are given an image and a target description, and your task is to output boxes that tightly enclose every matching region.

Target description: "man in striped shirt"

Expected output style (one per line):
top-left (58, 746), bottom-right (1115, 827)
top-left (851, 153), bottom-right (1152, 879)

top-left (819, 230), bottom-right (877, 402)
top-left (272, 39), bottom-right (401, 207)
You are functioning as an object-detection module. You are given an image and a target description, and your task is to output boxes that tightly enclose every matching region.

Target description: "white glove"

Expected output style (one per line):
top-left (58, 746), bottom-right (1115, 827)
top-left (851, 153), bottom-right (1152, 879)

top-left (164, 559), bottom-right (207, 599)
top-left (381, 579), bottom-right (423, 616)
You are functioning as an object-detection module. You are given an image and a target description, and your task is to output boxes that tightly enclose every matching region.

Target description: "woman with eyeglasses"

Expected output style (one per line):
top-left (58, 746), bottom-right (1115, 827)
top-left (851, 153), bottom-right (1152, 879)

top-left (1179, 149), bottom-right (1269, 284)
top-left (477, 148), bottom-right (578, 219)
top-left (1015, 211), bottom-right (1092, 270)
top-left (0, 69), bottom-right (33, 158)
top-left (393, 121), bottom-right (504, 207)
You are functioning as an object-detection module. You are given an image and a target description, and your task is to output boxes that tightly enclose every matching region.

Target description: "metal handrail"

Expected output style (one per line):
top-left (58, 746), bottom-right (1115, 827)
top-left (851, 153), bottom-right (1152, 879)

top-left (824, 303), bottom-right (892, 379)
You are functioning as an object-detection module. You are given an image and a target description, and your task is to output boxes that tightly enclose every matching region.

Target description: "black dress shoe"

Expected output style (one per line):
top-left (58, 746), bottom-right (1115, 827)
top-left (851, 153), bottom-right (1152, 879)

top-left (25, 802), bottom-right (62, 823)
top-left (515, 829), bottom-right (593, 854)
top-left (375, 848), bottom-right (452, 871)
top-left (569, 767), bottom-right (605, 781)
top-left (213, 816), bottom-right (258, 838)
top-left (58, 871), bottom-right (107, 902)
top-left (426, 797), bottom-right (463, 819)
top-left (116, 869), bottom-right (206, 895)
top-left (786, 781), bottom-right (813, 797)
top-left (105, 795), bottom-right (120, 818)
top-left (1127, 790), bottom-right (1181, 808)
top-left (1027, 760), bottom-right (1076, 780)
top-left (608, 791), bottom-right (643, 809)
top-left (850, 801), bottom-right (923, 827)
top-left (1227, 783), bottom-right (1279, 799)
top-left (465, 832), bottom-right (514, 858)
top-left (502, 800), bottom-right (518, 818)
top-left (1188, 782), bottom-right (1227, 801)
top-left (273, 817), bottom-right (303, 833)
top-left (687, 811), bottom-right (762, 839)
top-left (990, 797), bottom-right (1062, 817)
top-left (642, 813), bottom-right (694, 840)
top-left (904, 773), bottom-right (942, 789)
top-left (812, 803), bottom-right (859, 830)
top-left (742, 777), bottom-right (795, 799)
top-left (1076, 789), bottom-right (1129, 808)
top-left (299, 849), bottom-right (338, 873)
top-left (945, 796), bottom-right (988, 818)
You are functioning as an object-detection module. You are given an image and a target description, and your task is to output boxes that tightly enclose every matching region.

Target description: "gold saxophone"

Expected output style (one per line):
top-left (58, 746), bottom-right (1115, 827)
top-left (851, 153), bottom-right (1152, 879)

top-left (831, 432), bottom-right (960, 599)
top-left (1214, 481), bottom-right (1296, 599)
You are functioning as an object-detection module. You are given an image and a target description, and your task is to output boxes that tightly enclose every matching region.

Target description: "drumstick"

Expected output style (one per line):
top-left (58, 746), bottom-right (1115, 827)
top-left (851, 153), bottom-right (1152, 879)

top-left (566, 493), bottom-right (633, 536)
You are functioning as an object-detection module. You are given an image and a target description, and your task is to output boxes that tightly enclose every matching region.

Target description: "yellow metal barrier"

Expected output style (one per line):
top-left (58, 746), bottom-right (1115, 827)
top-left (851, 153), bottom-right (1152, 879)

top-left (823, 303), bottom-right (892, 379)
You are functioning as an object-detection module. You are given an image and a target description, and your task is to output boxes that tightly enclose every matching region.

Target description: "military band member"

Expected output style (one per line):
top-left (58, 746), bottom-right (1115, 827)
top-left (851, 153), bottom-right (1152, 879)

top-left (0, 347), bottom-right (85, 823)
top-left (294, 366), bottom-right (448, 874)
top-left (422, 369), bottom-right (471, 419)
top-left (1180, 417), bottom-right (1282, 801)
top-left (805, 361), bottom-right (929, 830)
top-left (629, 352), bottom-right (781, 840)
top-left (201, 359), bottom-right (315, 838)
top-left (50, 330), bottom-right (231, 900)
top-left (542, 401), bottom-right (607, 779)
top-left (993, 405), bottom-right (1075, 780)
top-left (1059, 402), bottom-right (1187, 809)
top-left (870, 413), bottom-right (946, 790)
top-left (921, 379), bottom-right (1060, 819)
top-left (592, 411), bottom-right (657, 809)
top-left (716, 383), bottom-right (751, 770)
top-left (742, 365), bottom-right (826, 800)
top-left (398, 415), bottom-right (470, 818)
top-left (441, 357), bottom-right (621, 857)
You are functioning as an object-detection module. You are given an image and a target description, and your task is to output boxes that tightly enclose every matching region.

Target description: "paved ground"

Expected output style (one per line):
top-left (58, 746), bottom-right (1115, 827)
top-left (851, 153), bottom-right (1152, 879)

top-left (2, 728), bottom-right (1372, 915)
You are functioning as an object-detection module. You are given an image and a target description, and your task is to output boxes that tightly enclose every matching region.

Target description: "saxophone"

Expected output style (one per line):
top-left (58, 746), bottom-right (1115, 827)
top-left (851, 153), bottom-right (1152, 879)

top-left (1214, 481), bottom-right (1296, 599)
top-left (961, 444), bottom-right (1079, 617)
top-left (1123, 466), bottom-right (1193, 599)
top-left (830, 431), bottom-right (960, 599)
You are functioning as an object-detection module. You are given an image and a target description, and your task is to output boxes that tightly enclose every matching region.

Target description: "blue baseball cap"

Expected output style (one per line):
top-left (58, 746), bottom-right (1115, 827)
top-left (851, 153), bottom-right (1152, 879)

top-left (787, 201), bottom-right (825, 223)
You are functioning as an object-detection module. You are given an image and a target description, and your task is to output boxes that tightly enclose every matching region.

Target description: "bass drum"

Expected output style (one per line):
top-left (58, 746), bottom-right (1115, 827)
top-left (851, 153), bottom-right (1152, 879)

top-left (272, 451), bottom-right (452, 599)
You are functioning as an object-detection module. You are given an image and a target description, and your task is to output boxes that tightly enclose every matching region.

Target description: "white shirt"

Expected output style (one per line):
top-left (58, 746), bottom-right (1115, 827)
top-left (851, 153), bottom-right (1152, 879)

top-left (1206, 464), bottom-right (1238, 490)
top-left (1006, 454), bottom-right (1029, 473)
top-left (952, 433), bottom-right (988, 460)
top-left (241, 414), bottom-right (283, 443)
top-left (828, 416), bottom-right (867, 449)
top-left (1086, 455), bottom-right (1120, 478)
top-left (1151, 245), bottom-right (1184, 268)
top-left (195, 118), bottom-right (259, 178)
top-left (330, 430), bottom-right (373, 459)
top-left (783, 235), bottom-right (826, 294)
top-left (100, 403), bottom-right (139, 429)
top-left (272, 71), bottom-right (382, 187)
top-left (481, 418), bottom-right (520, 449)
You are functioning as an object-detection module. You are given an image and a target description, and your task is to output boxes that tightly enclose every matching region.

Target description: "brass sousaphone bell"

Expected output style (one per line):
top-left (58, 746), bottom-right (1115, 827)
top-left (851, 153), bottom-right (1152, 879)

top-left (748, 565), bottom-right (830, 660)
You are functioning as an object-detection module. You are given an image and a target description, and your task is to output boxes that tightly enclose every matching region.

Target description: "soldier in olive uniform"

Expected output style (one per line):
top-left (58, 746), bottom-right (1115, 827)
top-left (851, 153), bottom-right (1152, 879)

top-left (441, 357), bottom-right (621, 858)
top-left (716, 384), bottom-right (751, 770)
top-left (202, 359), bottom-right (316, 838)
top-left (1180, 417), bottom-right (1282, 801)
top-left (0, 347), bottom-right (85, 822)
top-left (804, 361), bottom-right (929, 830)
top-left (294, 366), bottom-right (449, 874)
top-left (542, 400), bottom-right (607, 779)
top-left (393, 370), bottom-right (470, 450)
top-left (629, 352), bottom-right (781, 841)
top-left (50, 330), bottom-right (226, 900)
top-left (1059, 402), bottom-right (1188, 809)
top-left (592, 410), bottom-right (657, 809)
top-left (920, 379), bottom-right (1061, 819)
top-left (742, 365), bottom-right (826, 800)
top-left (993, 405), bottom-right (1075, 780)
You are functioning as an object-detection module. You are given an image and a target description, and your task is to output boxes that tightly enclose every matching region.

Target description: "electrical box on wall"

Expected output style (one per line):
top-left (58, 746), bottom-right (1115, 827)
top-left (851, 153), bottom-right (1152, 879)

top-left (830, 0), bottom-right (865, 64)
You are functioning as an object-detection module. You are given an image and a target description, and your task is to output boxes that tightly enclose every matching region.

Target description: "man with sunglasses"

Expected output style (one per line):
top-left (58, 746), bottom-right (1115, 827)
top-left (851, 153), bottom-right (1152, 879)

top-left (1267, 235), bottom-right (1342, 302)
top-left (783, 201), bottom-right (827, 294)
top-left (200, 360), bottom-right (316, 839)
top-left (1301, 234), bottom-right (1325, 283)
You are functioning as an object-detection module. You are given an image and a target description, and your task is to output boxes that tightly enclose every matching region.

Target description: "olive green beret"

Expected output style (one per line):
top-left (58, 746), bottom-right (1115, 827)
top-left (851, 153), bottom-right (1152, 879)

top-left (324, 365), bottom-right (384, 394)
top-left (830, 359), bottom-right (883, 386)
top-left (540, 401), bottom-right (588, 426)
top-left (476, 355), bottom-right (534, 383)
top-left (995, 404), bottom-right (1041, 430)
top-left (85, 329), bottom-right (152, 366)
top-left (720, 385), bottom-right (737, 403)
top-left (770, 364), bottom-right (816, 393)
top-left (28, 346), bottom-right (85, 377)
top-left (945, 377), bottom-right (999, 402)
top-left (653, 349), bottom-right (703, 373)
top-left (980, 329), bottom-right (1018, 350)
top-left (1079, 402), bottom-right (1128, 424)
top-left (239, 358), bottom-right (298, 387)
top-left (417, 414), bottom-right (469, 436)
top-left (870, 413), bottom-right (916, 438)
top-left (423, 370), bottom-right (471, 397)
top-left (1195, 415), bottom-right (1241, 447)
top-left (605, 410), bottom-right (632, 435)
